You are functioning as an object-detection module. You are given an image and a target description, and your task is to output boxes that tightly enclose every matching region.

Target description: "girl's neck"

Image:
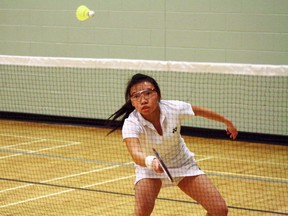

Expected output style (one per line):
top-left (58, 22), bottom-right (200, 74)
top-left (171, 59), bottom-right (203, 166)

top-left (142, 105), bottom-right (161, 124)
top-left (142, 106), bottom-right (163, 135)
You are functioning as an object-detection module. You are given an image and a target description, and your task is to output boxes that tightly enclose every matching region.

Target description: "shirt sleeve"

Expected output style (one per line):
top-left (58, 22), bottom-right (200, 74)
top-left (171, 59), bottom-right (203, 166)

top-left (122, 118), bottom-right (141, 140)
top-left (172, 100), bottom-right (194, 120)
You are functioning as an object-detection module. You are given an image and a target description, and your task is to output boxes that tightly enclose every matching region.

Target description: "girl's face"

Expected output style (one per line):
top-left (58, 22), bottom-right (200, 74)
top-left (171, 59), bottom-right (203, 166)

top-left (130, 81), bottom-right (160, 118)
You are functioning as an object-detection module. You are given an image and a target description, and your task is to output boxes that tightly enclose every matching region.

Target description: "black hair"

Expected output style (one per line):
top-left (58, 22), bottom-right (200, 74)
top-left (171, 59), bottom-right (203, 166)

top-left (107, 73), bottom-right (161, 135)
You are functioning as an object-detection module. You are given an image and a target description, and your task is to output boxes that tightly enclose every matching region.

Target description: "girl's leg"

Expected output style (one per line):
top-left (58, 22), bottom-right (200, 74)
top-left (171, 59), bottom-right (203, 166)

top-left (178, 175), bottom-right (228, 216)
top-left (134, 178), bottom-right (162, 216)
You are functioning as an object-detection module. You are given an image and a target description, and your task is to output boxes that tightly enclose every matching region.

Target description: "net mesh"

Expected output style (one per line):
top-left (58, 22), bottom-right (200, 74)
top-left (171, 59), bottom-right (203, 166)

top-left (0, 55), bottom-right (287, 215)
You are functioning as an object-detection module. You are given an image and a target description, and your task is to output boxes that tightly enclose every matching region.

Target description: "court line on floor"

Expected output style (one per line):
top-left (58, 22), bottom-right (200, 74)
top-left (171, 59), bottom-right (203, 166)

top-left (0, 148), bottom-right (134, 167)
top-left (0, 174), bottom-right (135, 209)
top-left (181, 156), bottom-right (287, 184)
top-left (197, 154), bottom-right (287, 167)
top-left (1, 147), bottom-right (286, 184)
top-left (1, 133), bottom-right (284, 167)
top-left (1, 176), bottom-right (287, 215)
top-left (0, 133), bottom-right (76, 143)
top-left (2, 140), bottom-right (284, 167)
top-left (0, 139), bottom-right (47, 149)
top-left (0, 161), bottom-right (133, 193)
top-left (0, 141), bottom-right (80, 160)
top-left (196, 156), bottom-right (214, 162)
top-left (205, 170), bottom-right (288, 184)
top-left (196, 157), bottom-right (288, 184)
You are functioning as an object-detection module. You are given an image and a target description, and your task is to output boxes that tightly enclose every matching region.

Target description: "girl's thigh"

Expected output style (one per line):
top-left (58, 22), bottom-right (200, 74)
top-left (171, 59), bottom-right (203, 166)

top-left (134, 178), bottom-right (162, 214)
top-left (178, 175), bottom-right (227, 214)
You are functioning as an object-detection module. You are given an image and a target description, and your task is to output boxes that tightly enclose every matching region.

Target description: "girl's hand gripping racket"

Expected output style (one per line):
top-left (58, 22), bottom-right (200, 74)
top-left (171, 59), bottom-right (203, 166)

top-left (152, 148), bottom-right (173, 182)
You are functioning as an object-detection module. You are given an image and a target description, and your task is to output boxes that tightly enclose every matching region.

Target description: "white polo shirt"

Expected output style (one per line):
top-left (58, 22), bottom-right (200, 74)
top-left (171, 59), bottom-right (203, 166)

top-left (122, 100), bottom-right (204, 184)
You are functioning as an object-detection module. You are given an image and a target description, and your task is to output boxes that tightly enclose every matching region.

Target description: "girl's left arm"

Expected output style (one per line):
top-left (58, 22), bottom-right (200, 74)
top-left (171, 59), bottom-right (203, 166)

top-left (192, 105), bottom-right (238, 139)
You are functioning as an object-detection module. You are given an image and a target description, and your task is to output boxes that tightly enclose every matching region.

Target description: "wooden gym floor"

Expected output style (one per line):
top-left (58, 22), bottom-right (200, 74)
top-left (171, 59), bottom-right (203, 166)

top-left (0, 119), bottom-right (287, 215)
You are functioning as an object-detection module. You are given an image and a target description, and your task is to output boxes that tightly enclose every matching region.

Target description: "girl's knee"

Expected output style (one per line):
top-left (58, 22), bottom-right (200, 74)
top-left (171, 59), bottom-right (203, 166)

top-left (135, 198), bottom-right (156, 216)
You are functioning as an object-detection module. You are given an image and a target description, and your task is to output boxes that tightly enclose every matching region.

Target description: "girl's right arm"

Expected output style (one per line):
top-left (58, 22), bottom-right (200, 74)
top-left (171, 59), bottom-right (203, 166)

top-left (124, 138), bottom-right (163, 173)
top-left (124, 137), bottom-right (146, 167)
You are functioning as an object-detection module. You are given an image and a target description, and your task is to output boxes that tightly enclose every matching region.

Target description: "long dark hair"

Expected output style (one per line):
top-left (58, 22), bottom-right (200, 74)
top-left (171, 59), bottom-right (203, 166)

top-left (107, 73), bottom-right (161, 135)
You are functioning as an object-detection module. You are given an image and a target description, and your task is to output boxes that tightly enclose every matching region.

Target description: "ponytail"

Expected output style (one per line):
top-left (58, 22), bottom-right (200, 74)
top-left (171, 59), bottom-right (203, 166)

top-left (106, 101), bottom-right (134, 135)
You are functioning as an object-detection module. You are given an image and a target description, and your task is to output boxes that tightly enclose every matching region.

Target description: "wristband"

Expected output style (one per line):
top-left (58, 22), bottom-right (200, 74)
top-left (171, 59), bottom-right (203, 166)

top-left (145, 156), bottom-right (156, 170)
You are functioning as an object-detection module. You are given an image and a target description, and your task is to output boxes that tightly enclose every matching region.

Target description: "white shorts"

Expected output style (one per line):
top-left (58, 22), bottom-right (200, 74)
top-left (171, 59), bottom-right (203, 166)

top-left (134, 156), bottom-right (205, 187)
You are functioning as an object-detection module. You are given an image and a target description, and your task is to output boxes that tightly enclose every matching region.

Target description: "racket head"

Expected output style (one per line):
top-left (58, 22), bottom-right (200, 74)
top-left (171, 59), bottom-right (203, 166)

top-left (152, 148), bottom-right (173, 182)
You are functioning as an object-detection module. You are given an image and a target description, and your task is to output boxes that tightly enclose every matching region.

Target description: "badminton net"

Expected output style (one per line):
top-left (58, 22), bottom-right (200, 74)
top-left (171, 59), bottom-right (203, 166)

top-left (0, 55), bottom-right (287, 215)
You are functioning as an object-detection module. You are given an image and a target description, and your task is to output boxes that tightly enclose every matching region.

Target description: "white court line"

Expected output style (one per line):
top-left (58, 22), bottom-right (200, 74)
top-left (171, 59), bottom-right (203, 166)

top-left (0, 174), bottom-right (135, 208)
top-left (0, 139), bottom-right (46, 149)
top-left (196, 154), bottom-right (287, 167)
top-left (205, 170), bottom-right (288, 182)
top-left (0, 141), bottom-right (80, 160)
top-left (0, 162), bottom-right (133, 193)
top-left (196, 156), bottom-right (288, 182)
top-left (196, 156), bottom-right (214, 162)
top-left (0, 133), bottom-right (76, 143)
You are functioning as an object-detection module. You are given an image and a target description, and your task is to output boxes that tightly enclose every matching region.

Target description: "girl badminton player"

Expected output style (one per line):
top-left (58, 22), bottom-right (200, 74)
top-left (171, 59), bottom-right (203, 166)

top-left (108, 73), bottom-right (238, 216)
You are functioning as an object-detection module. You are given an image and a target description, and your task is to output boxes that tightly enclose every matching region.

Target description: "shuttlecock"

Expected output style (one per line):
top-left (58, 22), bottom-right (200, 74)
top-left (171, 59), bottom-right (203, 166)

top-left (76, 5), bottom-right (95, 21)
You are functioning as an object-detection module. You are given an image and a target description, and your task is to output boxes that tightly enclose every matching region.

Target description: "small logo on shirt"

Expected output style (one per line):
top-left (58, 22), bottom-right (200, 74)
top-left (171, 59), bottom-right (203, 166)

top-left (172, 127), bottom-right (178, 133)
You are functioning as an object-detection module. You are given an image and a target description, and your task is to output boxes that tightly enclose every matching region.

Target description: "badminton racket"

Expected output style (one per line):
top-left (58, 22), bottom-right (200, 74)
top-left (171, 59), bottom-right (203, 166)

top-left (152, 148), bottom-right (173, 182)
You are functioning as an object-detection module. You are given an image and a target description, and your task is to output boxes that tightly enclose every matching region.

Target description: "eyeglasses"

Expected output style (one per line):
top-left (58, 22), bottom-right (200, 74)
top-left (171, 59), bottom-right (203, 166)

top-left (130, 88), bottom-right (156, 102)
